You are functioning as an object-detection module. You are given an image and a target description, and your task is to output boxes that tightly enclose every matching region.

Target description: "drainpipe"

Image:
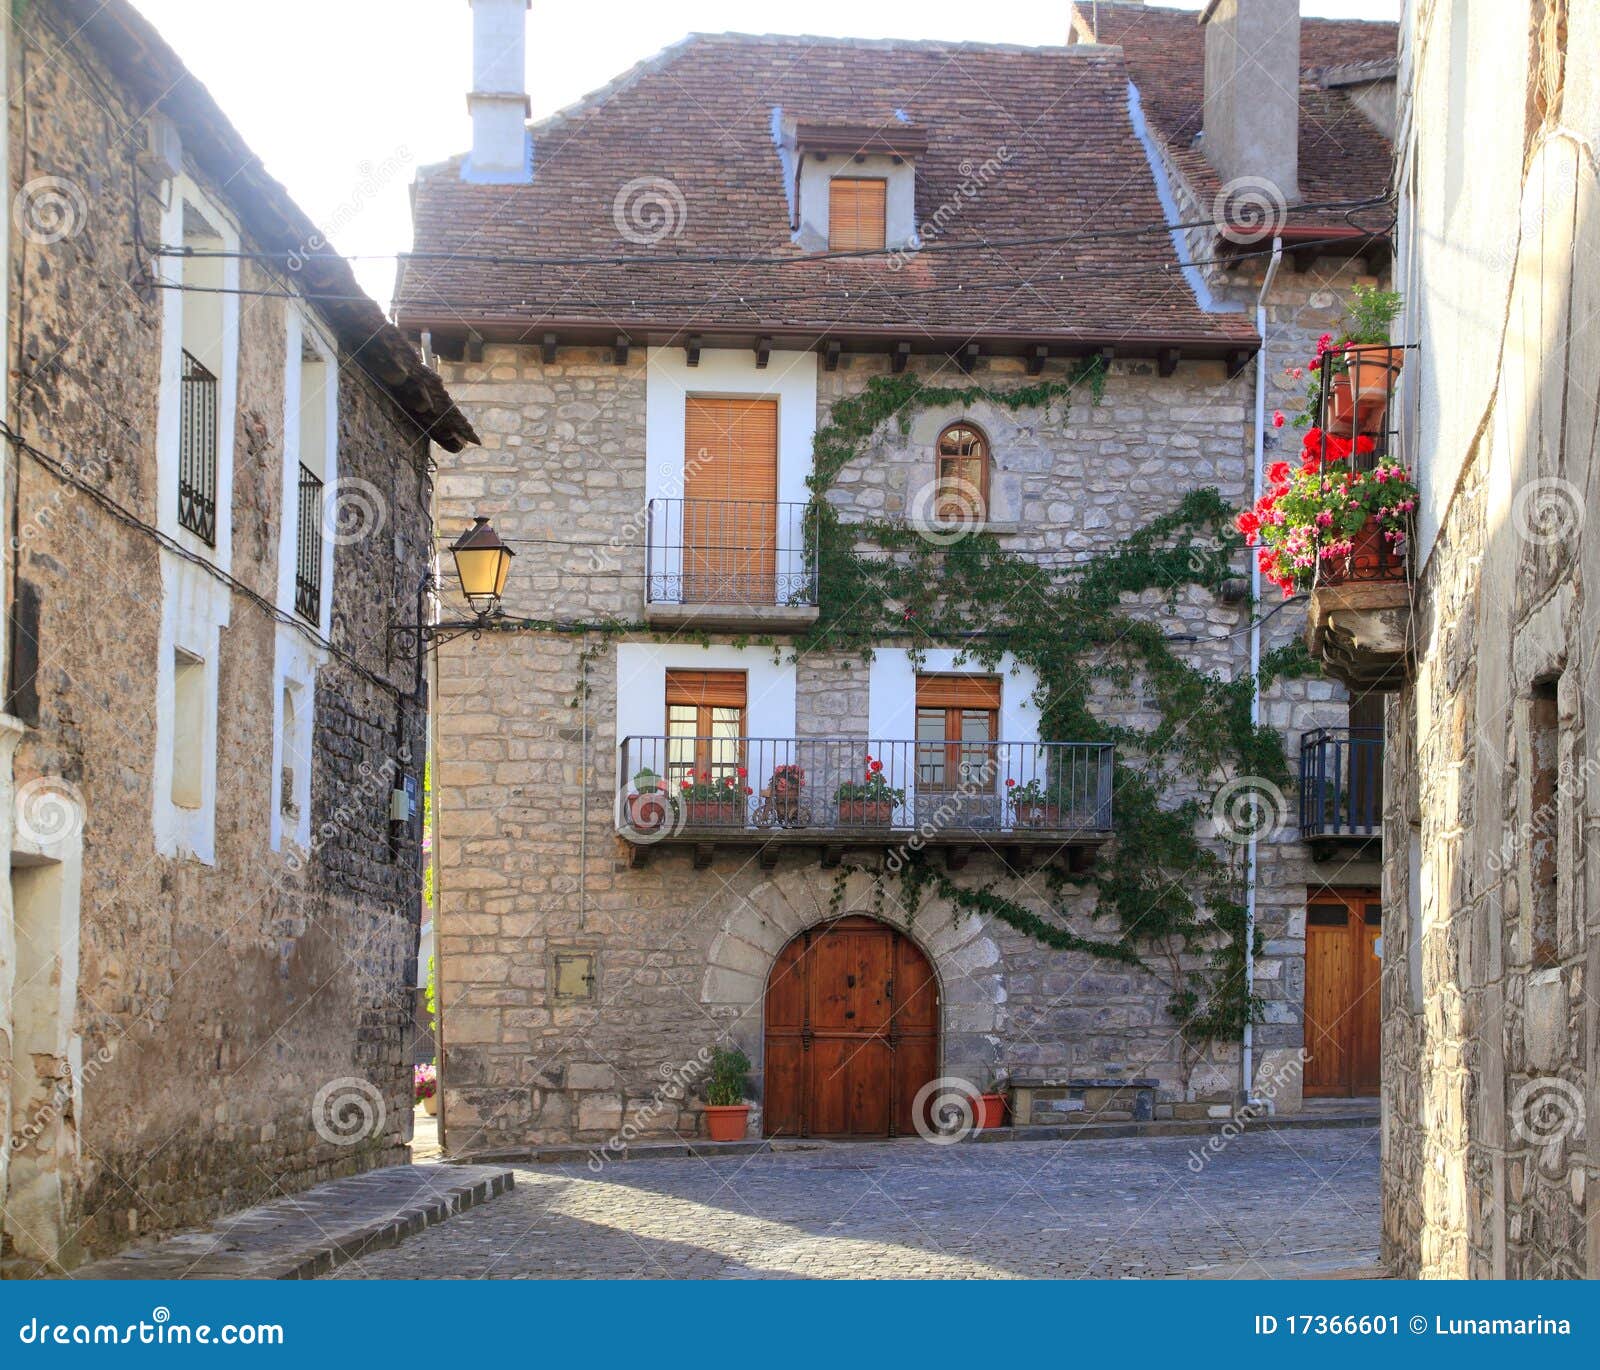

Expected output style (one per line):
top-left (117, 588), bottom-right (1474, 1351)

top-left (1242, 235), bottom-right (1283, 1112)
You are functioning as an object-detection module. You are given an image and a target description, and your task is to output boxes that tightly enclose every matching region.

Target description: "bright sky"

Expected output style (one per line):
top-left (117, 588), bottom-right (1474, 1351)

top-left (128, 0), bottom-right (1401, 309)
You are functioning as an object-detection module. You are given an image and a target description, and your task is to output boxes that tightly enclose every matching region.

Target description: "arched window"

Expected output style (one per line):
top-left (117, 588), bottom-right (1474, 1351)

top-left (935, 423), bottom-right (990, 522)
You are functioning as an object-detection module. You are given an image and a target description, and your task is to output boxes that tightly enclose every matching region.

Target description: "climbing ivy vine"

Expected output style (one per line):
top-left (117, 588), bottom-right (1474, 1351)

top-left (799, 363), bottom-right (1317, 1063)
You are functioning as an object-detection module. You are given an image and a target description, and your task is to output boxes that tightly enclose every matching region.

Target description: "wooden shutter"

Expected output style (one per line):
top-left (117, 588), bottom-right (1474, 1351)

top-left (915, 675), bottom-right (1002, 710)
top-left (665, 670), bottom-right (747, 708)
top-left (828, 178), bottom-right (887, 251)
top-left (682, 397), bottom-right (778, 604)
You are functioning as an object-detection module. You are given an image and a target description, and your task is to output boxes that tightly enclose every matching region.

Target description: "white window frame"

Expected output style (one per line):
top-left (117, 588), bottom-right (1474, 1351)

top-left (278, 306), bottom-right (339, 628)
top-left (152, 176), bottom-right (239, 864)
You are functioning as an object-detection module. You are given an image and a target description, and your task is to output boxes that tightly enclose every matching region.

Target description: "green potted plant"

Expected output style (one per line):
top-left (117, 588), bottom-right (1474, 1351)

top-left (1004, 776), bottom-right (1067, 829)
top-left (626, 766), bottom-right (667, 833)
top-left (1340, 285), bottom-right (1405, 432)
top-left (976, 1075), bottom-right (1007, 1131)
top-left (677, 769), bottom-right (750, 826)
top-left (834, 754), bottom-right (905, 825)
top-left (414, 1062), bottom-right (438, 1117)
top-left (704, 1045), bottom-right (753, 1141)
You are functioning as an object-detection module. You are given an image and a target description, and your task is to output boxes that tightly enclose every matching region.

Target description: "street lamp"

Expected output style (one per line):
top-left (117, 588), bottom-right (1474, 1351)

top-left (449, 516), bottom-right (515, 620)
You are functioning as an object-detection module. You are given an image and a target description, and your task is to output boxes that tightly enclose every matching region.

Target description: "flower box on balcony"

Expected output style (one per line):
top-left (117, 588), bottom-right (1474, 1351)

top-left (1011, 801), bottom-right (1061, 829)
top-left (837, 800), bottom-right (895, 826)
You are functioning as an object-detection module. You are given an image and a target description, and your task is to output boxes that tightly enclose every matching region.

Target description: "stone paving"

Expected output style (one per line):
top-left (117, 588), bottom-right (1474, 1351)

top-left (332, 1125), bottom-right (1380, 1280)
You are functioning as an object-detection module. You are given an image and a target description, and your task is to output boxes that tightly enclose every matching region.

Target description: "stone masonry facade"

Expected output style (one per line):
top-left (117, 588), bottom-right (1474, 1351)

top-left (430, 253), bottom-right (1387, 1156)
top-left (1380, 0), bottom-right (1599, 1279)
top-left (0, 9), bottom-right (436, 1271)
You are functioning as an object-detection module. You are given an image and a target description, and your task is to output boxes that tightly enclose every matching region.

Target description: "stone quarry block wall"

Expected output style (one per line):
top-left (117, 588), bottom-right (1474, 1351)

top-left (430, 256), bottom-right (1381, 1153)
top-left (0, 14), bottom-right (430, 1270)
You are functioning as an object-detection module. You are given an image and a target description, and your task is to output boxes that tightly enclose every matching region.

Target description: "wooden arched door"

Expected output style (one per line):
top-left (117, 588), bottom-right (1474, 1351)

top-left (763, 916), bottom-right (939, 1138)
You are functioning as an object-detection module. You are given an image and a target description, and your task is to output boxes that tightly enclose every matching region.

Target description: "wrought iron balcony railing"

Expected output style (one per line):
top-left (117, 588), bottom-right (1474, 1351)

top-left (294, 464), bottom-right (324, 624)
top-left (1299, 726), bottom-right (1383, 842)
top-left (618, 736), bottom-right (1114, 851)
top-left (645, 498), bottom-right (817, 608)
top-left (178, 348), bottom-right (218, 545)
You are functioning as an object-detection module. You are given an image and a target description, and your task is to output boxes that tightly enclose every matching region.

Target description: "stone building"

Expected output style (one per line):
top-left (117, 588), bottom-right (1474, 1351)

top-left (404, 0), bottom-right (1396, 1156)
top-left (0, 1), bottom-right (476, 1273)
top-left (1379, 0), bottom-right (1599, 1278)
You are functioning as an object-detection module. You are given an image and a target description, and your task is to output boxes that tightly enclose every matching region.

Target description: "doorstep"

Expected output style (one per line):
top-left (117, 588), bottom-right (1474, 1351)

top-left (972, 1110), bottom-right (1379, 1145)
top-left (67, 1164), bottom-right (514, 1280)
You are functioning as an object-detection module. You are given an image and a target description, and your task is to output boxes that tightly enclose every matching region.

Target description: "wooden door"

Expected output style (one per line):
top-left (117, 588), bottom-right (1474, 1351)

top-left (683, 397), bottom-right (777, 603)
top-left (1303, 889), bottom-right (1383, 1097)
top-left (763, 916), bottom-right (939, 1138)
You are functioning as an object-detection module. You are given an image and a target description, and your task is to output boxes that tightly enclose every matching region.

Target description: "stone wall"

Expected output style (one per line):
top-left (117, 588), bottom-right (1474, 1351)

top-left (1380, 0), bottom-right (1598, 1280)
top-left (430, 251), bottom-right (1384, 1153)
top-left (0, 12), bottom-right (431, 1271)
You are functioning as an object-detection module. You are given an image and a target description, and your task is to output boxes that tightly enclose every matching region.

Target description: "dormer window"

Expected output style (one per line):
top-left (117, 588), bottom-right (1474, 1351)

top-left (828, 178), bottom-right (887, 251)
top-left (782, 118), bottom-right (927, 255)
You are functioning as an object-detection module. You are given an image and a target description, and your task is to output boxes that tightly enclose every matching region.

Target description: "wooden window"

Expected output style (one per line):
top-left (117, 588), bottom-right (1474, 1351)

top-left (915, 675), bottom-right (999, 792)
top-left (828, 178), bottom-right (887, 251)
top-left (665, 670), bottom-right (746, 785)
top-left (935, 423), bottom-right (990, 522)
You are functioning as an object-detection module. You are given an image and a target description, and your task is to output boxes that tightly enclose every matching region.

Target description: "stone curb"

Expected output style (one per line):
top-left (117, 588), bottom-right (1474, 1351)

top-left (67, 1165), bottom-right (514, 1281)
top-left (449, 1114), bottom-right (1378, 1167)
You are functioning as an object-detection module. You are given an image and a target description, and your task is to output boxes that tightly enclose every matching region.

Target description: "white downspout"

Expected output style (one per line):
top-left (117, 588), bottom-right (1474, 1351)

top-left (1243, 235), bottom-right (1283, 1111)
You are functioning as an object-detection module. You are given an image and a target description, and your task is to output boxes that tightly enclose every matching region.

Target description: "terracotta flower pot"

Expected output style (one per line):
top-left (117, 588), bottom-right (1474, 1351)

top-left (1011, 801), bottom-right (1060, 829)
top-left (626, 791), bottom-right (666, 833)
top-left (704, 1104), bottom-right (750, 1142)
top-left (976, 1092), bottom-right (1007, 1130)
top-left (1320, 514), bottom-right (1407, 587)
top-left (421, 1093), bottom-right (438, 1116)
top-left (1347, 345), bottom-right (1404, 435)
top-left (1328, 373), bottom-right (1356, 428)
top-left (837, 799), bottom-right (895, 825)
top-left (686, 799), bottom-right (741, 826)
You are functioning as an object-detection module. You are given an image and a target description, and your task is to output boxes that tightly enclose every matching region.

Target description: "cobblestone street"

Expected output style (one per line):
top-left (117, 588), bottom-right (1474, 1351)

top-left (333, 1126), bottom-right (1380, 1280)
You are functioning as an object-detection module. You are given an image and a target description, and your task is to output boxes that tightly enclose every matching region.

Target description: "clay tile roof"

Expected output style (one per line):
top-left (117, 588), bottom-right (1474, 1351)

top-left (396, 33), bottom-right (1259, 354)
top-left (56, 0), bottom-right (477, 451)
top-left (1070, 2), bottom-right (1397, 235)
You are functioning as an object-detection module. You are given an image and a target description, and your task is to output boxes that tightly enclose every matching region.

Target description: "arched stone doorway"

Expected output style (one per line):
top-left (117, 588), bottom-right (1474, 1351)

top-left (763, 916), bottom-right (938, 1138)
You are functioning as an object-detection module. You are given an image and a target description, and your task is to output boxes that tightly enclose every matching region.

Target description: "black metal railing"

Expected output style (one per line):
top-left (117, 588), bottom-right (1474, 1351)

top-left (1313, 341), bottom-right (1402, 473)
top-left (645, 499), bottom-right (817, 607)
top-left (618, 736), bottom-right (1114, 838)
top-left (1299, 726), bottom-right (1383, 839)
top-left (294, 464), bottom-right (324, 624)
top-left (178, 349), bottom-right (218, 545)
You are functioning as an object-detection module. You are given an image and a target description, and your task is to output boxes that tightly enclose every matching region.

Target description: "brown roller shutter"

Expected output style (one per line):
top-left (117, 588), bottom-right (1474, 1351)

top-left (828, 178), bottom-right (887, 251)
top-left (915, 674), bottom-right (1002, 709)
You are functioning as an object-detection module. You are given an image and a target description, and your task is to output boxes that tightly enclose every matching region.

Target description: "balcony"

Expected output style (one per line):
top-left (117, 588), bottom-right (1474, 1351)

top-left (617, 736), bottom-right (1114, 869)
top-left (645, 498), bottom-right (818, 632)
top-left (1302, 342), bottom-right (1415, 692)
top-left (1299, 727), bottom-right (1382, 857)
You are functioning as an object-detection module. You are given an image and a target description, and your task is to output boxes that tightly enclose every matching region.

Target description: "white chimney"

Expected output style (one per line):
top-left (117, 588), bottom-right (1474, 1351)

top-left (1200, 0), bottom-right (1301, 203)
top-left (464, 0), bottom-right (531, 184)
